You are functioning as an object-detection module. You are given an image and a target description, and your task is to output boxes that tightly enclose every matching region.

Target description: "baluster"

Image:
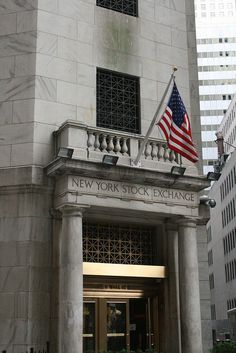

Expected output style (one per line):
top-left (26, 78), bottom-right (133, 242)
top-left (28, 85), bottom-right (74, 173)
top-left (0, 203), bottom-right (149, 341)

top-left (87, 132), bottom-right (94, 150)
top-left (107, 135), bottom-right (115, 153)
top-left (145, 142), bottom-right (152, 159)
top-left (94, 133), bottom-right (100, 151)
top-left (114, 137), bottom-right (121, 154)
top-left (121, 138), bottom-right (128, 155)
top-left (163, 145), bottom-right (169, 161)
top-left (151, 142), bottom-right (158, 160)
top-left (157, 143), bottom-right (164, 161)
top-left (100, 134), bottom-right (108, 152)
top-left (169, 149), bottom-right (176, 163)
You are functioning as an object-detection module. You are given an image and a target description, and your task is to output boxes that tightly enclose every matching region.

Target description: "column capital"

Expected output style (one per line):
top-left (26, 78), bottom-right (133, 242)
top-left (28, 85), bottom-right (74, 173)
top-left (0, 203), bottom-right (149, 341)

top-left (59, 204), bottom-right (89, 218)
top-left (50, 208), bottom-right (62, 220)
top-left (176, 216), bottom-right (198, 228)
top-left (165, 218), bottom-right (178, 231)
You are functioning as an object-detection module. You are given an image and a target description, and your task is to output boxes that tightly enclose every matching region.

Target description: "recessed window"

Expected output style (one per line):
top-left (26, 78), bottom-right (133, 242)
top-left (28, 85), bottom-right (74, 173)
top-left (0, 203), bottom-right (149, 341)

top-left (96, 0), bottom-right (138, 17)
top-left (97, 69), bottom-right (140, 134)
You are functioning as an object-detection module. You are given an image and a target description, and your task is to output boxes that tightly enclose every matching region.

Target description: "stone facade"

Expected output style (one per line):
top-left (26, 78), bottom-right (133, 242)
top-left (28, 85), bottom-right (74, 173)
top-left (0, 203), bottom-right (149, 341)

top-left (0, 1), bottom-right (211, 353)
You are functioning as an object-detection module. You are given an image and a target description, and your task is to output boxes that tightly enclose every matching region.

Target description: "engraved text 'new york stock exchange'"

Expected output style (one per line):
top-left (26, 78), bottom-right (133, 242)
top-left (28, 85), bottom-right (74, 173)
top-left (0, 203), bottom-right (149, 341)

top-left (69, 176), bottom-right (197, 205)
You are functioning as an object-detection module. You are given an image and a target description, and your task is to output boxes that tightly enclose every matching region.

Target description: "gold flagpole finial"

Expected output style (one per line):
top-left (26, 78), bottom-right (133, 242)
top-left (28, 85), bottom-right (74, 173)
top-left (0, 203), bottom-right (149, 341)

top-left (173, 66), bottom-right (178, 72)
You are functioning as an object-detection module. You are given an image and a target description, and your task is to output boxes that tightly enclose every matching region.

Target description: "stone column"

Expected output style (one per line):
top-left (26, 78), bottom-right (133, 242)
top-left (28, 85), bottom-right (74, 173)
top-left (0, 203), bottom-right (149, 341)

top-left (59, 205), bottom-right (84, 353)
top-left (178, 218), bottom-right (203, 353)
top-left (165, 222), bottom-right (181, 353)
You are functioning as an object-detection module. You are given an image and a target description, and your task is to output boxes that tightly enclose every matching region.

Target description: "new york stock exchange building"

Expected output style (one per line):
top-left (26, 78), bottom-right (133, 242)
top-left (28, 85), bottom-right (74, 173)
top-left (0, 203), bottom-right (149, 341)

top-left (0, 1), bottom-right (212, 353)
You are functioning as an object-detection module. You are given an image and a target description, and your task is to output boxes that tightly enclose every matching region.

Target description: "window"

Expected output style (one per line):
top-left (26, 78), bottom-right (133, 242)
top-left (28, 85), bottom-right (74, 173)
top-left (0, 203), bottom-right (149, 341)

top-left (96, 0), bottom-right (138, 16)
top-left (83, 221), bottom-right (155, 264)
top-left (211, 304), bottom-right (216, 320)
top-left (97, 69), bottom-right (140, 134)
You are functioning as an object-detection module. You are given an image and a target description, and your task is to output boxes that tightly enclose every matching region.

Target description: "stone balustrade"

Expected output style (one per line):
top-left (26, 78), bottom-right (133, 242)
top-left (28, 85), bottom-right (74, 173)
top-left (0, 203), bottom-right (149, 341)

top-left (54, 121), bottom-right (179, 167)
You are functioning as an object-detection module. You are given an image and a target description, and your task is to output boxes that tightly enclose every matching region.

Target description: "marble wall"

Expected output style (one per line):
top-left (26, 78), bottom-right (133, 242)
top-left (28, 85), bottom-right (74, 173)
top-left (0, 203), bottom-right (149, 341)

top-left (0, 0), bottom-right (200, 169)
top-left (0, 0), bottom-right (210, 352)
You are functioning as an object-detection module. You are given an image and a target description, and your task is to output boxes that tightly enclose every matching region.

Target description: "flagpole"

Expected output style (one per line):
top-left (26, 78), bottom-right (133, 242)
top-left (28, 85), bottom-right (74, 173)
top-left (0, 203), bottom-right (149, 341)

top-left (132, 67), bottom-right (177, 166)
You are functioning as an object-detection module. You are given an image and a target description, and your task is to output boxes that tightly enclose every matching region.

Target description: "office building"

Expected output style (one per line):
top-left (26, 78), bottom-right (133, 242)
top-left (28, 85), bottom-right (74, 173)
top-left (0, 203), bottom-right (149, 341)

top-left (194, 0), bottom-right (236, 173)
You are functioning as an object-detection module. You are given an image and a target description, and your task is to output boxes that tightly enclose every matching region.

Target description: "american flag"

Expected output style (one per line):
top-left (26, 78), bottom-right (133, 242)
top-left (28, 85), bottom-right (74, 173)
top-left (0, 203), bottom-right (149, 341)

top-left (157, 82), bottom-right (198, 163)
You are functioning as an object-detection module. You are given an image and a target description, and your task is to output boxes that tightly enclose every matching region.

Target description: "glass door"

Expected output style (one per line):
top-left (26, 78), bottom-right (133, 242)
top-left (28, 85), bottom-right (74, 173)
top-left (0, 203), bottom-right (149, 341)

top-left (106, 301), bottom-right (129, 352)
top-left (83, 297), bottom-right (158, 353)
top-left (83, 301), bottom-right (96, 353)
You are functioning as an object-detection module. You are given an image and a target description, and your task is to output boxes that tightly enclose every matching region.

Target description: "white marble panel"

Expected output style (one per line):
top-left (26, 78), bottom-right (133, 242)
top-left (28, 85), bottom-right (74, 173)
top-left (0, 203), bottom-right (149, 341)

top-left (0, 267), bottom-right (29, 292)
top-left (34, 122), bottom-right (57, 144)
top-left (0, 32), bottom-right (36, 57)
top-left (0, 146), bottom-right (11, 168)
top-left (37, 32), bottom-right (58, 56)
top-left (12, 99), bottom-right (34, 124)
top-left (38, 0), bottom-right (58, 12)
top-left (116, 53), bottom-right (142, 77)
top-left (171, 29), bottom-right (187, 49)
top-left (76, 106), bottom-right (96, 125)
top-left (58, 0), bottom-right (95, 23)
top-left (156, 43), bottom-right (188, 68)
top-left (0, 242), bottom-right (30, 267)
top-left (138, 38), bottom-right (156, 60)
top-left (35, 76), bottom-right (57, 101)
top-left (34, 99), bottom-right (76, 125)
top-left (141, 20), bottom-right (171, 45)
top-left (15, 292), bottom-right (29, 318)
top-left (37, 10), bottom-right (77, 40)
top-left (0, 101), bottom-right (13, 125)
top-left (0, 217), bottom-right (51, 242)
top-left (10, 143), bottom-right (34, 166)
top-left (140, 78), bottom-right (157, 100)
top-left (0, 76), bottom-right (36, 102)
top-left (58, 37), bottom-right (93, 63)
top-left (29, 242), bottom-right (50, 267)
top-left (0, 123), bottom-right (33, 144)
top-left (155, 6), bottom-right (172, 26)
top-left (77, 21), bottom-right (94, 44)
top-left (0, 293), bottom-right (15, 318)
top-left (0, 0), bottom-right (36, 14)
top-left (77, 63), bottom-right (95, 87)
top-left (28, 292), bottom-right (50, 319)
top-left (139, 0), bottom-right (155, 21)
top-left (0, 56), bottom-right (15, 79)
top-left (14, 53), bottom-right (36, 77)
top-left (57, 81), bottom-right (95, 107)
top-left (17, 10), bottom-right (37, 33)
top-left (29, 267), bottom-right (50, 291)
top-left (36, 54), bottom-right (77, 83)
top-left (33, 142), bottom-right (53, 165)
top-left (0, 13), bottom-right (17, 35)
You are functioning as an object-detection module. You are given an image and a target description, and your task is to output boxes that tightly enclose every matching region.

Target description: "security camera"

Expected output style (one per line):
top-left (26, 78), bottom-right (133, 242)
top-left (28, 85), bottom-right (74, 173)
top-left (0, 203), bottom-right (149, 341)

top-left (200, 195), bottom-right (216, 208)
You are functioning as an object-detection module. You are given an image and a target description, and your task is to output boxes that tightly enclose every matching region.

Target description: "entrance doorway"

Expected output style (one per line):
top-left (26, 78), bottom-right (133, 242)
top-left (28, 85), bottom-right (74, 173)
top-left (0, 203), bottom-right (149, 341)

top-left (83, 298), bottom-right (158, 353)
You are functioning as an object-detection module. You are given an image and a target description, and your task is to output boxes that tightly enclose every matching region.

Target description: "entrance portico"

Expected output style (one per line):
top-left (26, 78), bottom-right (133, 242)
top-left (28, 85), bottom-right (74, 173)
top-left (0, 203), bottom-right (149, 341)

top-left (47, 155), bottom-right (209, 353)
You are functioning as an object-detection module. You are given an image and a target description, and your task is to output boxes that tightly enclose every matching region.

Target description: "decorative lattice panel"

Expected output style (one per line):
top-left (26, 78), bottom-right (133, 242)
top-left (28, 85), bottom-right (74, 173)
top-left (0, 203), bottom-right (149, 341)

top-left (97, 0), bottom-right (138, 16)
top-left (97, 69), bottom-right (140, 134)
top-left (83, 222), bottom-right (153, 265)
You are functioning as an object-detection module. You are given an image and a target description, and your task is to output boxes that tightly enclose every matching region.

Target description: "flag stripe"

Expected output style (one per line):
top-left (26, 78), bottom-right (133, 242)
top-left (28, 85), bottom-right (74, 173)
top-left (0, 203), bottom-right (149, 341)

top-left (157, 82), bottom-right (198, 163)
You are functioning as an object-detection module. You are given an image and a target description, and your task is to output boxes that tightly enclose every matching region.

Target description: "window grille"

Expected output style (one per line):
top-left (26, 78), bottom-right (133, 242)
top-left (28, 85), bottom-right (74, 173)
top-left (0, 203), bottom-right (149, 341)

top-left (83, 222), bottom-right (154, 265)
top-left (97, 69), bottom-right (140, 134)
top-left (97, 0), bottom-right (138, 17)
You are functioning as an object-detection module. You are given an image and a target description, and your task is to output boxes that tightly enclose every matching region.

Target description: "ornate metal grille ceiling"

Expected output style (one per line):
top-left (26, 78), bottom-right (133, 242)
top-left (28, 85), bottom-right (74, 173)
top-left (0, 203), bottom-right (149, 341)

top-left (96, 0), bottom-right (138, 17)
top-left (97, 69), bottom-right (140, 134)
top-left (83, 222), bottom-right (153, 265)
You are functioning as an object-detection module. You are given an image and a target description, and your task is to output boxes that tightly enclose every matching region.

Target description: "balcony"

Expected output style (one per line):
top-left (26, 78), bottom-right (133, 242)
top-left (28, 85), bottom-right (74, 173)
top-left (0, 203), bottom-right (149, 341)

top-left (54, 120), bottom-right (195, 173)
